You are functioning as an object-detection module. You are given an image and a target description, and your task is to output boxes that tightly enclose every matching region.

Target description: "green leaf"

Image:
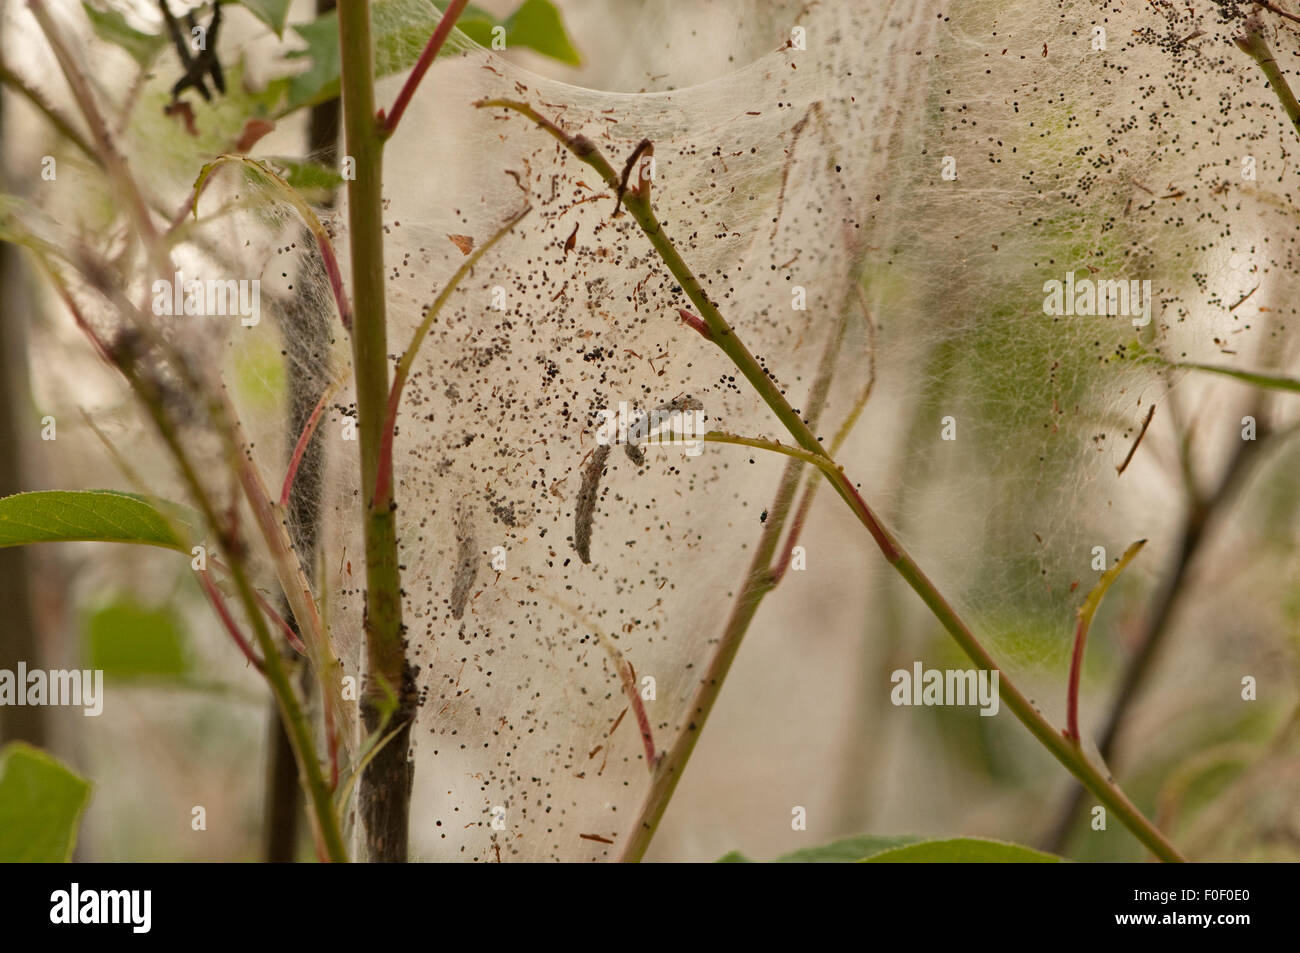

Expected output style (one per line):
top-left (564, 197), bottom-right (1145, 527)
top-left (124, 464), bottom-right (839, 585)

top-left (237, 0), bottom-right (292, 38)
top-left (1166, 362), bottom-right (1300, 393)
top-left (716, 850), bottom-right (752, 863)
top-left (0, 743), bottom-right (92, 862)
top-left (863, 837), bottom-right (1062, 863)
top-left (501, 0), bottom-right (581, 66)
top-left (285, 0), bottom-right (581, 112)
top-left (0, 490), bottom-right (190, 552)
top-left (1123, 340), bottom-right (1300, 393)
top-left (82, 2), bottom-right (167, 68)
top-left (721, 834), bottom-right (1061, 863)
top-left (775, 834), bottom-right (923, 863)
top-left (262, 156), bottom-right (347, 194)
top-left (286, 13), bottom-right (343, 111)
top-left (449, 5), bottom-right (505, 50)
top-left (84, 598), bottom-right (189, 679)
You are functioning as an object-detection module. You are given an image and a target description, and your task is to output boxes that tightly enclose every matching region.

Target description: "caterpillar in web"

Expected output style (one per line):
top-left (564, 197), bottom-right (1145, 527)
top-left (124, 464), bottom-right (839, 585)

top-left (572, 395), bottom-right (704, 564)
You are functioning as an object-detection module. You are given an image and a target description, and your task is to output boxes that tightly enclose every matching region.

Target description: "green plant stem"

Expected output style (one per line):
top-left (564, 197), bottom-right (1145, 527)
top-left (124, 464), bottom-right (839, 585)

top-left (479, 99), bottom-right (1186, 863)
top-left (0, 59), bottom-right (94, 160)
top-left (27, 0), bottom-right (158, 251)
top-left (109, 334), bottom-right (345, 861)
top-left (338, 0), bottom-right (413, 862)
top-left (1065, 539), bottom-right (1146, 743)
top-left (1236, 12), bottom-right (1300, 140)
top-left (19, 98), bottom-right (350, 861)
top-left (1046, 395), bottom-right (1275, 852)
top-left (17, 4), bottom-right (349, 859)
top-left (1254, 1), bottom-right (1300, 28)
top-left (618, 290), bottom-right (863, 862)
top-left (373, 203), bottom-right (530, 503)
top-left (619, 456), bottom-right (803, 862)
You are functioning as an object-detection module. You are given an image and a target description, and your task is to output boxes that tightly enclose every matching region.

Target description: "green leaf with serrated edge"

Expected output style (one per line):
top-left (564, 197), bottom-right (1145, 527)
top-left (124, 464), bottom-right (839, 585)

top-left (0, 490), bottom-right (192, 551)
top-left (0, 744), bottom-right (92, 862)
top-left (237, 0), bottom-right (292, 37)
top-left (502, 0), bottom-right (580, 66)
top-left (84, 598), bottom-right (189, 679)
top-left (775, 834), bottom-right (923, 862)
top-left (862, 837), bottom-right (1062, 863)
top-left (83, 2), bottom-right (166, 68)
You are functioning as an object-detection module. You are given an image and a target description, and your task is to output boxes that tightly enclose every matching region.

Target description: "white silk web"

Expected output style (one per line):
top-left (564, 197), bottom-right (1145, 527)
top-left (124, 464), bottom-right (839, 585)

top-left (11, 0), bottom-right (1300, 860)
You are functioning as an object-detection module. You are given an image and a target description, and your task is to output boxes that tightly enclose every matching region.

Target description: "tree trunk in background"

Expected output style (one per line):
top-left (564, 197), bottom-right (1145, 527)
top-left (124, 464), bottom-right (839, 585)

top-left (263, 0), bottom-right (341, 861)
top-left (0, 77), bottom-right (46, 748)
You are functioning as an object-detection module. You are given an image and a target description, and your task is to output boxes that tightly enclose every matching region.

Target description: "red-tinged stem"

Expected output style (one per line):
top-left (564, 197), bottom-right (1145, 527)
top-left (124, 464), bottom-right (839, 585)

top-left (247, 582), bottom-right (307, 658)
top-left (372, 381), bottom-right (401, 509)
top-left (198, 570), bottom-right (265, 672)
top-left (677, 308), bottom-right (713, 342)
top-left (380, 0), bottom-right (471, 139)
top-left (1063, 539), bottom-right (1147, 744)
top-left (619, 662), bottom-right (658, 767)
top-left (317, 239), bottom-right (353, 333)
top-left (210, 555), bottom-right (307, 656)
top-left (1254, 1), bottom-right (1300, 28)
top-left (1065, 615), bottom-right (1088, 743)
top-left (281, 380), bottom-right (339, 507)
top-left (770, 487), bottom-right (815, 584)
top-left (189, 155), bottom-right (353, 334)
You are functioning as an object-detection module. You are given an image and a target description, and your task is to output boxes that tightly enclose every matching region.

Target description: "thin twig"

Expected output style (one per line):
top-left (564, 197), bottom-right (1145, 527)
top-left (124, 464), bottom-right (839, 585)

top-left (1254, 1), bottom-right (1300, 27)
top-left (373, 204), bottom-right (530, 506)
top-left (1046, 396), bottom-right (1277, 852)
top-left (1065, 540), bottom-right (1146, 742)
top-left (209, 555), bottom-right (308, 656)
top-left (26, 0), bottom-right (159, 249)
top-left (616, 282), bottom-right (861, 859)
top-left (1235, 12), bottom-right (1300, 140)
top-left (190, 155), bottom-right (353, 332)
top-left (0, 59), bottom-right (94, 159)
top-left (480, 99), bottom-right (1186, 862)
top-left (1116, 404), bottom-right (1156, 476)
top-left (281, 378), bottom-right (341, 506)
top-left (380, 0), bottom-right (470, 138)
top-left (197, 570), bottom-right (265, 671)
